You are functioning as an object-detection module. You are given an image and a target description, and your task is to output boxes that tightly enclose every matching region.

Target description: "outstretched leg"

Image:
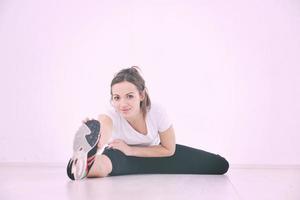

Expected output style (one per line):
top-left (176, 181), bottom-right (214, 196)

top-left (86, 154), bottom-right (113, 178)
top-left (102, 144), bottom-right (229, 176)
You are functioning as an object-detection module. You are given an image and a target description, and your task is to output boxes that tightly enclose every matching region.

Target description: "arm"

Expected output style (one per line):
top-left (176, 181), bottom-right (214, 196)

top-left (129, 126), bottom-right (176, 157)
top-left (97, 114), bottom-right (113, 149)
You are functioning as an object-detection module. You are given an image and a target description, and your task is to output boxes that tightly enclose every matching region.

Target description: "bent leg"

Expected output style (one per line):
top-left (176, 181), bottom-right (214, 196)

top-left (102, 144), bottom-right (229, 176)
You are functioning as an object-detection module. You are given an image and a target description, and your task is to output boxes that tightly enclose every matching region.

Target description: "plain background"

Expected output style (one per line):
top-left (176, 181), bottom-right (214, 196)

top-left (0, 0), bottom-right (299, 166)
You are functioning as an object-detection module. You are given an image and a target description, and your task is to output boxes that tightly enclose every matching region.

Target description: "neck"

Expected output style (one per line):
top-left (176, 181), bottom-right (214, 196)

top-left (126, 110), bottom-right (144, 125)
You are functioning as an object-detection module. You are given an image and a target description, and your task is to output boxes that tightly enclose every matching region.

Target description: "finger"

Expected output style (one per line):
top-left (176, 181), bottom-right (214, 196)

top-left (111, 140), bottom-right (119, 144)
top-left (108, 142), bottom-right (115, 148)
top-left (82, 117), bottom-right (90, 123)
top-left (109, 141), bottom-right (117, 144)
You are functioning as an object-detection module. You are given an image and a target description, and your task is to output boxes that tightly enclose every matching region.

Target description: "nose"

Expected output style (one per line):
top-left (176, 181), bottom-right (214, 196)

top-left (119, 98), bottom-right (129, 108)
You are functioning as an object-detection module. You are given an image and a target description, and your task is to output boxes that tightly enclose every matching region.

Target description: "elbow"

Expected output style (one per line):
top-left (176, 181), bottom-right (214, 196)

top-left (170, 143), bottom-right (176, 156)
top-left (168, 150), bottom-right (175, 157)
top-left (167, 147), bottom-right (176, 157)
top-left (160, 142), bottom-right (176, 157)
top-left (161, 147), bottom-right (175, 157)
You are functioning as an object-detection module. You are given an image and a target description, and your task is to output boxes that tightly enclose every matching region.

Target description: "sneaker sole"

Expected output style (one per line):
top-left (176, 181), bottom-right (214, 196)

top-left (73, 120), bottom-right (100, 153)
top-left (67, 120), bottom-right (101, 180)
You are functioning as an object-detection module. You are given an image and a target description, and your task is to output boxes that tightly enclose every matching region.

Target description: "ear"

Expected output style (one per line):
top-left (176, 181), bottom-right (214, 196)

top-left (140, 90), bottom-right (146, 101)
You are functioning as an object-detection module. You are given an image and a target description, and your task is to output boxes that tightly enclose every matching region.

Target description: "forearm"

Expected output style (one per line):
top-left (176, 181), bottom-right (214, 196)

top-left (129, 144), bottom-right (174, 157)
top-left (98, 128), bottom-right (112, 148)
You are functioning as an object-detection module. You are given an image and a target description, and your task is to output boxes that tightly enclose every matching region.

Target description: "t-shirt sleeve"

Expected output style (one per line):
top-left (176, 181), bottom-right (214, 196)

top-left (155, 104), bottom-right (172, 133)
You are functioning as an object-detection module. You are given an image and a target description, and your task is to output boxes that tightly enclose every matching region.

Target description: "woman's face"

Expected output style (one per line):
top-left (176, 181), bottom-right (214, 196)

top-left (111, 81), bottom-right (144, 119)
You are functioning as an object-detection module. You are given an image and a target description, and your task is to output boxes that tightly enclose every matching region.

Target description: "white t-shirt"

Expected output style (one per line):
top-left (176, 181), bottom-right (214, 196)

top-left (104, 103), bottom-right (172, 146)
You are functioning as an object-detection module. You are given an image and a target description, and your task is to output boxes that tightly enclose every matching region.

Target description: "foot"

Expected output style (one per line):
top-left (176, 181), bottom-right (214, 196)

top-left (67, 120), bottom-right (101, 180)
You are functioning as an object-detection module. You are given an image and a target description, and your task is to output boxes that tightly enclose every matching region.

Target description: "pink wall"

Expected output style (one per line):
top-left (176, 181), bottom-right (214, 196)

top-left (0, 0), bottom-right (299, 166)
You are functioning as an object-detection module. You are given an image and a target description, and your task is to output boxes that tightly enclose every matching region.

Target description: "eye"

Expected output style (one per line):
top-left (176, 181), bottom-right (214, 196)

top-left (127, 94), bottom-right (134, 99)
top-left (113, 96), bottom-right (119, 101)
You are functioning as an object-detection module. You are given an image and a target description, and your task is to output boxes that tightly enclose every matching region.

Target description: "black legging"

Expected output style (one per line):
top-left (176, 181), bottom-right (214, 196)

top-left (102, 144), bottom-right (229, 176)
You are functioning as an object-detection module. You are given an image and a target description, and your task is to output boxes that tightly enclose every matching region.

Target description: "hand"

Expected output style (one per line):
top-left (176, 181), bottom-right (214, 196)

top-left (82, 117), bottom-right (94, 123)
top-left (108, 139), bottom-right (132, 156)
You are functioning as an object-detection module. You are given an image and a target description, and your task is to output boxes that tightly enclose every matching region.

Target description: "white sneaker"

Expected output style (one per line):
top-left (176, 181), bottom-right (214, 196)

top-left (67, 120), bottom-right (101, 180)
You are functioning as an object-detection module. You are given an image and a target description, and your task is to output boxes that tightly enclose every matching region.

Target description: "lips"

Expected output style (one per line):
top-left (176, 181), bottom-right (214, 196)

top-left (121, 108), bottom-right (131, 113)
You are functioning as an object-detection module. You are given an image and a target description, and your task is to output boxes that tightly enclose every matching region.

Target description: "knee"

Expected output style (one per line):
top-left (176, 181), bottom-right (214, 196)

top-left (218, 157), bottom-right (229, 174)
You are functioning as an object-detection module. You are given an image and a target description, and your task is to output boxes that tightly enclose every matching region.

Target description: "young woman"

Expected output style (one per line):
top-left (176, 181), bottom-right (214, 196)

top-left (67, 66), bottom-right (229, 180)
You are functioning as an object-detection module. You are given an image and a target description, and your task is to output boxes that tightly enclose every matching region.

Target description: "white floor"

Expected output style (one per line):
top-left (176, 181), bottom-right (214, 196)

top-left (0, 165), bottom-right (299, 200)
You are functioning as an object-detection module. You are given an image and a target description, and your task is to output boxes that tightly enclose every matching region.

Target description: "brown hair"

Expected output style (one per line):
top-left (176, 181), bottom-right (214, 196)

top-left (110, 66), bottom-right (151, 118)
